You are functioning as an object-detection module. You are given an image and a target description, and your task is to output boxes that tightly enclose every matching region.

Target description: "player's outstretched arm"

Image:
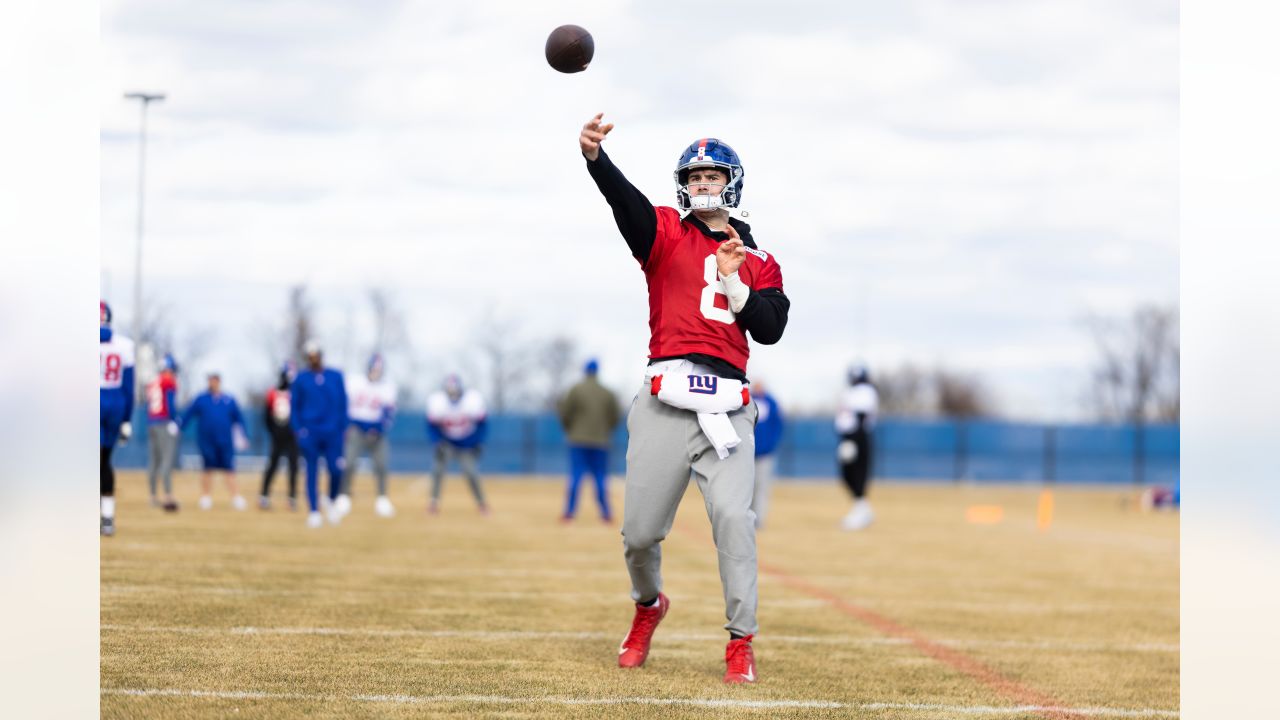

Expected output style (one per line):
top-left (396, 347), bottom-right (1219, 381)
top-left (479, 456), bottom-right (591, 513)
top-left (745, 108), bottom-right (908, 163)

top-left (580, 112), bottom-right (659, 263)
top-left (579, 112), bottom-right (613, 162)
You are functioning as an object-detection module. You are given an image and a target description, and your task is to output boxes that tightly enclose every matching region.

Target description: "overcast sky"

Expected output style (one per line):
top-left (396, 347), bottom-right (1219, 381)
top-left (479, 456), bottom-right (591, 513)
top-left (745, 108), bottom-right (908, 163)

top-left (99, 0), bottom-right (1178, 419)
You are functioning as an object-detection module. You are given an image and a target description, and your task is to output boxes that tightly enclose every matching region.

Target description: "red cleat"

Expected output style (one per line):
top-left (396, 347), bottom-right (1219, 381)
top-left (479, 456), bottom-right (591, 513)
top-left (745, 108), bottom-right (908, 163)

top-left (723, 634), bottom-right (757, 684)
top-left (617, 593), bottom-right (670, 668)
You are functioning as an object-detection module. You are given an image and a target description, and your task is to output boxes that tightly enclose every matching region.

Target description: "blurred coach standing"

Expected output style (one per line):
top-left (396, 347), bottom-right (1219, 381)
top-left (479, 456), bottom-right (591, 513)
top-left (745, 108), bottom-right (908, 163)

top-left (557, 358), bottom-right (621, 523)
top-left (750, 378), bottom-right (784, 529)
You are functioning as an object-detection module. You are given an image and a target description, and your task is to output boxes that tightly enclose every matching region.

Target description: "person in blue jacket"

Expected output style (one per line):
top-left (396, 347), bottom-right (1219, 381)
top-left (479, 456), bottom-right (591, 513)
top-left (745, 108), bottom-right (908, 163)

top-left (179, 372), bottom-right (248, 511)
top-left (292, 340), bottom-right (348, 528)
top-left (750, 378), bottom-right (785, 529)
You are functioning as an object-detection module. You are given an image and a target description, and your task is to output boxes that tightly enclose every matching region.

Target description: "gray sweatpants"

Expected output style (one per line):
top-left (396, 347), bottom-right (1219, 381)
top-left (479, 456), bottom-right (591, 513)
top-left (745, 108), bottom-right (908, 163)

top-left (147, 423), bottom-right (179, 497)
top-left (622, 382), bottom-right (760, 636)
top-left (343, 426), bottom-right (390, 496)
top-left (752, 454), bottom-right (777, 529)
top-left (431, 443), bottom-right (486, 506)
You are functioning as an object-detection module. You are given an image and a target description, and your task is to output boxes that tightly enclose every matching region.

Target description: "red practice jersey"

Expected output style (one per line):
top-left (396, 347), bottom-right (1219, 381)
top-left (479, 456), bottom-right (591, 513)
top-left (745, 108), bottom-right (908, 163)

top-left (642, 207), bottom-right (784, 372)
top-left (145, 372), bottom-right (178, 422)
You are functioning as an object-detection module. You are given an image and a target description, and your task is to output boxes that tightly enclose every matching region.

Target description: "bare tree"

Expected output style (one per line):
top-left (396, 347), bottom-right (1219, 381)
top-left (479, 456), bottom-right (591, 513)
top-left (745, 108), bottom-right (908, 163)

top-left (875, 363), bottom-right (932, 417)
top-left (858, 362), bottom-right (995, 418)
top-left (1086, 304), bottom-right (1180, 422)
top-left (471, 309), bottom-right (533, 412)
top-left (137, 293), bottom-right (177, 357)
top-left (286, 284), bottom-right (316, 363)
top-left (537, 336), bottom-right (579, 409)
top-left (933, 368), bottom-right (994, 418)
top-left (366, 287), bottom-right (421, 405)
top-left (174, 324), bottom-right (218, 405)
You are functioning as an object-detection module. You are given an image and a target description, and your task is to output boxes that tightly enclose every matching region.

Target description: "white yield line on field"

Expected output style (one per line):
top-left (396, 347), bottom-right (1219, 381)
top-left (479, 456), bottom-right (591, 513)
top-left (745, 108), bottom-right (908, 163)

top-left (100, 624), bottom-right (1177, 653)
top-left (100, 582), bottom-right (1170, 615)
top-left (101, 687), bottom-right (1180, 717)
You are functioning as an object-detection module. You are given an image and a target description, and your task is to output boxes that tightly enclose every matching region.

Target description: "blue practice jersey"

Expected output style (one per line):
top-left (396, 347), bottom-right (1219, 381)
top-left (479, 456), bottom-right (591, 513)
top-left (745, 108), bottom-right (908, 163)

top-left (291, 367), bottom-right (348, 436)
top-left (754, 392), bottom-right (784, 458)
top-left (180, 392), bottom-right (246, 447)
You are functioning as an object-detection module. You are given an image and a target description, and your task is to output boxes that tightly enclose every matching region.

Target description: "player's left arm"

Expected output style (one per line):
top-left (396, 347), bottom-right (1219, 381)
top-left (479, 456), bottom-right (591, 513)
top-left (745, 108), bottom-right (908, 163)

top-left (121, 365), bottom-right (136, 420)
top-left (717, 226), bottom-right (789, 345)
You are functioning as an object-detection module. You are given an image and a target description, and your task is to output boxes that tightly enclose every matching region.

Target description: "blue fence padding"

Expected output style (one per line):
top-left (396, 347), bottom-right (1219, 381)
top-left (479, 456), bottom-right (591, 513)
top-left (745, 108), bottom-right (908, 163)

top-left (112, 411), bottom-right (1179, 485)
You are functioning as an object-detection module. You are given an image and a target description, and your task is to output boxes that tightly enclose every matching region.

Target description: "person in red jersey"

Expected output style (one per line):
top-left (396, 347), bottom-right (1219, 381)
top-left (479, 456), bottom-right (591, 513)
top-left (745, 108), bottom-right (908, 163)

top-left (580, 112), bottom-right (790, 684)
top-left (144, 353), bottom-right (181, 512)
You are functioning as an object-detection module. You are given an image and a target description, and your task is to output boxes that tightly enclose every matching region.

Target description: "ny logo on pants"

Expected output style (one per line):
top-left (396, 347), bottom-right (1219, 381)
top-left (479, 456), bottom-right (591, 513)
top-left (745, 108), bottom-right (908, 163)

top-left (688, 375), bottom-right (718, 395)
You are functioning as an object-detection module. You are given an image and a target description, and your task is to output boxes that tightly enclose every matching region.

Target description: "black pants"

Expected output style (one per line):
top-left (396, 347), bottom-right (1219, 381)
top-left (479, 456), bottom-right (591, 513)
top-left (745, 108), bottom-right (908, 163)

top-left (261, 429), bottom-right (299, 498)
top-left (101, 445), bottom-right (115, 496)
top-left (838, 431), bottom-right (873, 499)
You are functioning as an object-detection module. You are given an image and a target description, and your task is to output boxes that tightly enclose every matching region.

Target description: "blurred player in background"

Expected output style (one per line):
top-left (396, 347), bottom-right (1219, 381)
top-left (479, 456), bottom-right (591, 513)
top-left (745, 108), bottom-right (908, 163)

top-left (580, 113), bottom-right (790, 683)
top-left (343, 353), bottom-right (397, 518)
top-left (260, 361), bottom-right (299, 511)
top-left (750, 378), bottom-right (784, 529)
top-left (835, 364), bottom-right (879, 530)
top-left (180, 372), bottom-right (249, 511)
top-left (425, 374), bottom-right (489, 515)
top-left (100, 300), bottom-right (135, 537)
top-left (145, 353), bottom-right (181, 512)
top-left (556, 358), bottom-right (621, 524)
top-left (292, 341), bottom-right (348, 528)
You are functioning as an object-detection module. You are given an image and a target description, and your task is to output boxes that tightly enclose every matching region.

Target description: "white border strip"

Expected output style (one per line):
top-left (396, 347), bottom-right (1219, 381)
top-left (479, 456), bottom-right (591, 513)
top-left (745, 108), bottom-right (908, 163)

top-left (101, 687), bottom-right (1179, 716)
top-left (100, 624), bottom-right (1178, 653)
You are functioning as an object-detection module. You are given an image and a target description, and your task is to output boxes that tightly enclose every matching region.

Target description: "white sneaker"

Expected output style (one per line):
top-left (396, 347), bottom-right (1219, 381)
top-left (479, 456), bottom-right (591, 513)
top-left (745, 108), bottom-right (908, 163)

top-left (199, 495), bottom-right (213, 511)
top-left (232, 495), bottom-right (247, 511)
top-left (327, 503), bottom-right (343, 525)
top-left (841, 500), bottom-right (874, 531)
top-left (320, 495), bottom-right (333, 513)
top-left (334, 493), bottom-right (352, 518)
top-left (375, 495), bottom-right (395, 518)
top-left (306, 512), bottom-right (323, 529)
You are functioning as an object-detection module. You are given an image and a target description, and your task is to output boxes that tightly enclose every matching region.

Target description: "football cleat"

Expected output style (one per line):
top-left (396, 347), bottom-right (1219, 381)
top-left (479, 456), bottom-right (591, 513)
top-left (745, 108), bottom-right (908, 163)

top-left (723, 634), bottom-right (757, 684)
top-left (618, 593), bottom-right (670, 668)
top-left (374, 495), bottom-right (395, 518)
top-left (162, 499), bottom-right (180, 513)
top-left (100, 516), bottom-right (115, 537)
top-left (259, 495), bottom-right (272, 510)
top-left (199, 495), bottom-right (213, 511)
top-left (841, 500), bottom-right (874, 531)
top-left (232, 495), bottom-right (247, 512)
top-left (334, 493), bottom-right (352, 517)
top-left (306, 511), bottom-right (323, 529)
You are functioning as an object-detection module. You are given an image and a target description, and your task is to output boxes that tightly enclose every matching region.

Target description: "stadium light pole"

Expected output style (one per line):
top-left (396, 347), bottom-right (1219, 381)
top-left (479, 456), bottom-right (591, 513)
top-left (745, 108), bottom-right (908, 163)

top-left (123, 91), bottom-right (165, 401)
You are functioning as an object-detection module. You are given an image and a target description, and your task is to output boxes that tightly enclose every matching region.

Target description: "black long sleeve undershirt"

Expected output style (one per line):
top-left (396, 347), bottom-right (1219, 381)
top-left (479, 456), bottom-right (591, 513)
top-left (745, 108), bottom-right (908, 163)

top-left (585, 148), bottom-right (790, 376)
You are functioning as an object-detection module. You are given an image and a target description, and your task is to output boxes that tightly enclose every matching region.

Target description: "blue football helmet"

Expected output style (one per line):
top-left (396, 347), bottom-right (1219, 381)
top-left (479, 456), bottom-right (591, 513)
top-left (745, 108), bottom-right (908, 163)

top-left (674, 138), bottom-right (744, 211)
top-left (100, 300), bottom-right (112, 327)
top-left (443, 373), bottom-right (464, 401)
top-left (368, 353), bottom-right (385, 379)
top-left (160, 353), bottom-right (179, 373)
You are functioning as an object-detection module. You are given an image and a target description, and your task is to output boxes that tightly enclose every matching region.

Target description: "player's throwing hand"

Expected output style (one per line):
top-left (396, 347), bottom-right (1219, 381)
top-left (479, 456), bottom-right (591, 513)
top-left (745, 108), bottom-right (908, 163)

top-left (716, 225), bottom-right (748, 276)
top-left (579, 112), bottom-right (615, 161)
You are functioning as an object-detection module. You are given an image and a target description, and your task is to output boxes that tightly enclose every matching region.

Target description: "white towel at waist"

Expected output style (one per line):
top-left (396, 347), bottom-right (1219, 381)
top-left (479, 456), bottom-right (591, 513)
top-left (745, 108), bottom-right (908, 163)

top-left (645, 360), bottom-right (750, 460)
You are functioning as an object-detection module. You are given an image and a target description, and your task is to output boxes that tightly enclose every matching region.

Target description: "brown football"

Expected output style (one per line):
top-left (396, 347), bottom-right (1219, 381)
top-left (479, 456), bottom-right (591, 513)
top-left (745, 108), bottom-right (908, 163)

top-left (545, 25), bottom-right (594, 74)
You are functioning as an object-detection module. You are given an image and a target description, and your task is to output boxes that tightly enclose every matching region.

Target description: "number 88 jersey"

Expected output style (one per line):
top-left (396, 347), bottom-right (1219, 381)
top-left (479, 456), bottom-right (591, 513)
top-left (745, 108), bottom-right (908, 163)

top-left (100, 333), bottom-right (135, 390)
top-left (640, 206), bottom-right (784, 374)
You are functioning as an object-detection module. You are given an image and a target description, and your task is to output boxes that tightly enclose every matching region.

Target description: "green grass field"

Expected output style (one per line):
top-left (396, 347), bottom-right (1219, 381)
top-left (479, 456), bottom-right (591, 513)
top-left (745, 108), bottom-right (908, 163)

top-left (101, 471), bottom-right (1178, 719)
